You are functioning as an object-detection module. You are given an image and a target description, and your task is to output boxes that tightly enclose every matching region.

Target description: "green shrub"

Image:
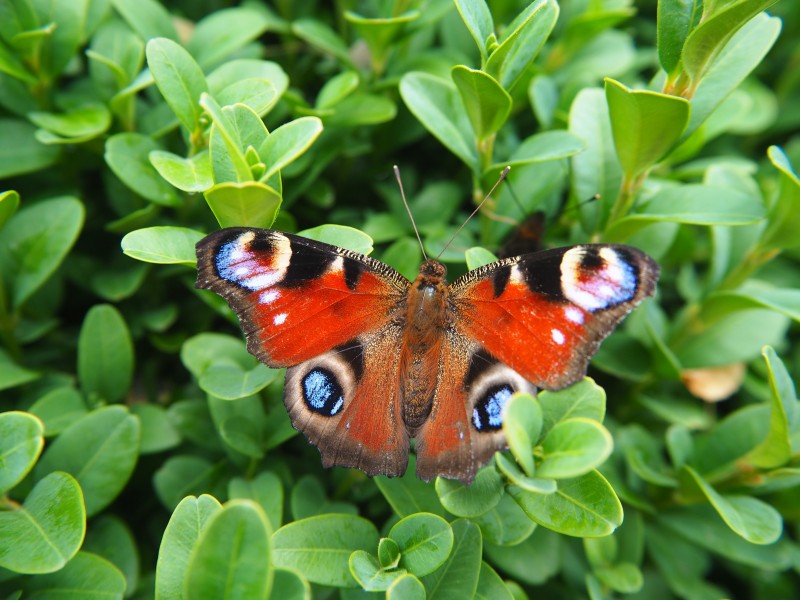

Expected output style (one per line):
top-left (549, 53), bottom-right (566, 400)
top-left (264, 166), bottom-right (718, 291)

top-left (1, 0), bottom-right (799, 598)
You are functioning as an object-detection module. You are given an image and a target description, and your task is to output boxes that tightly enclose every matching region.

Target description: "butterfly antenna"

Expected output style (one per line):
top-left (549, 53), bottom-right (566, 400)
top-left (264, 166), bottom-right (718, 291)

top-left (436, 166), bottom-right (511, 261)
top-left (394, 165), bottom-right (428, 261)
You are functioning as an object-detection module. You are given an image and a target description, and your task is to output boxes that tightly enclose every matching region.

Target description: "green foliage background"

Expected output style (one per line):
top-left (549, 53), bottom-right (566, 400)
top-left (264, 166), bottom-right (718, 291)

top-left (1, 0), bottom-right (800, 598)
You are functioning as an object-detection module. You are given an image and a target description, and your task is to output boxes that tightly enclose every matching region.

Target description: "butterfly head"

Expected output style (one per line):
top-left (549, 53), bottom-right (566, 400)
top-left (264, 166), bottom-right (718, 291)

top-left (418, 259), bottom-right (447, 281)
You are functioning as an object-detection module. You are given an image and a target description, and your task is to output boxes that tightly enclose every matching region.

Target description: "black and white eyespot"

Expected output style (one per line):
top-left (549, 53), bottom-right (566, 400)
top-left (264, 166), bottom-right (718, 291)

top-left (215, 230), bottom-right (292, 291)
top-left (285, 340), bottom-right (364, 420)
top-left (560, 246), bottom-right (638, 312)
top-left (467, 360), bottom-right (535, 433)
top-left (301, 367), bottom-right (345, 416)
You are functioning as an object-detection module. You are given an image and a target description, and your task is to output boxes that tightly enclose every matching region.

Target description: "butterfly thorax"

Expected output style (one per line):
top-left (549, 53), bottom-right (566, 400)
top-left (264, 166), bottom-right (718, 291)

top-left (400, 260), bottom-right (449, 431)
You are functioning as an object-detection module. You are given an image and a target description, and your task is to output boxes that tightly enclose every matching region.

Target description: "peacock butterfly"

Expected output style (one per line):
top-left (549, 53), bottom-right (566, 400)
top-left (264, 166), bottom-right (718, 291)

top-left (195, 227), bottom-right (659, 483)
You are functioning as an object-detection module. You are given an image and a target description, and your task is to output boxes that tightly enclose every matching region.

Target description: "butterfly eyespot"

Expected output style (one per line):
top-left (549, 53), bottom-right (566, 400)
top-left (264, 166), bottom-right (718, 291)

top-left (302, 368), bottom-right (345, 416)
top-left (472, 384), bottom-right (513, 432)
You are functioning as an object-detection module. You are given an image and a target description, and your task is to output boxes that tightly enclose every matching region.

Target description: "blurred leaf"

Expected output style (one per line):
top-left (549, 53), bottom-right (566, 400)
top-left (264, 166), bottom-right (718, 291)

top-left (453, 0), bottom-right (494, 61)
top-left (186, 7), bottom-right (272, 69)
top-left (78, 305), bottom-right (134, 404)
top-left (105, 133), bottom-right (182, 206)
top-left (298, 224), bottom-right (374, 255)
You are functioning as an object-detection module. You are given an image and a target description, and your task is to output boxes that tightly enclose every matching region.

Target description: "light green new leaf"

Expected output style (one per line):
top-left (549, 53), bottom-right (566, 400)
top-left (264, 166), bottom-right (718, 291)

top-left (0, 195), bottom-right (84, 309)
top-left (605, 78), bottom-right (690, 179)
top-left (761, 145), bottom-right (800, 250)
top-left (0, 190), bottom-right (20, 230)
top-left (259, 117), bottom-right (323, 181)
top-left (204, 181), bottom-right (282, 229)
top-left (150, 150), bottom-right (213, 193)
top-left (503, 392), bottom-right (543, 477)
top-left (390, 513), bottom-right (454, 578)
top-left (298, 224), bottom-right (373, 255)
top-left (400, 72), bottom-right (479, 172)
top-left (121, 226), bottom-right (205, 265)
top-left (155, 495), bottom-right (222, 599)
top-left (146, 37), bottom-right (208, 134)
top-left (453, 0), bottom-right (494, 61)
top-left (509, 470), bottom-right (623, 537)
top-left (451, 66), bottom-right (511, 143)
top-left (657, 0), bottom-right (699, 75)
top-left (537, 418), bottom-right (613, 479)
top-left (78, 304), bottom-right (134, 403)
top-left (186, 500), bottom-right (274, 600)
top-left (349, 551), bottom-right (406, 592)
top-left (29, 103), bottom-right (111, 142)
top-left (387, 573), bottom-right (426, 600)
top-left (0, 472), bottom-right (85, 574)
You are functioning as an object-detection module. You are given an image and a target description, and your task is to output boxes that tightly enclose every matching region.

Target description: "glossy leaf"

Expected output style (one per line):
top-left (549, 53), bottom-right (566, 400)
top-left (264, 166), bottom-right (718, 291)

top-left (0, 472), bottom-right (85, 574)
top-left (453, 0), bottom-right (494, 60)
top-left (147, 37), bottom-right (208, 133)
top-left (186, 500), bottom-right (273, 599)
top-left (259, 117), bottom-right (323, 181)
top-left (22, 551), bottom-right (126, 597)
top-left (537, 418), bottom-right (614, 479)
top-left (503, 392), bottom-right (542, 476)
top-left (0, 411), bottom-right (44, 493)
top-left (348, 550), bottom-right (405, 591)
top-left (272, 514), bottom-right (379, 588)
top-left (420, 519), bottom-right (481, 600)
top-left (150, 150), bottom-right (213, 193)
top-left (0, 195), bottom-right (84, 309)
top-left (77, 304), bottom-right (134, 403)
top-left (435, 467), bottom-right (503, 517)
top-left (451, 66), bottom-right (511, 142)
top-left (121, 226), bottom-right (204, 265)
top-left (34, 406), bottom-right (140, 517)
top-left (390, 513), bottom-right (454, 577)
top-left (298, 224), bottom-right (374, 255)
top-left (155, 494), bottom-right (222, 599)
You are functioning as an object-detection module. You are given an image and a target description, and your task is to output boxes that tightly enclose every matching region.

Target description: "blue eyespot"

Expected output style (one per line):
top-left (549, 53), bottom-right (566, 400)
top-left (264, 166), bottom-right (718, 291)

top-left (472, 384), bottom-right (513, 431)
top-left (302, 368), bottom-right (344, 417)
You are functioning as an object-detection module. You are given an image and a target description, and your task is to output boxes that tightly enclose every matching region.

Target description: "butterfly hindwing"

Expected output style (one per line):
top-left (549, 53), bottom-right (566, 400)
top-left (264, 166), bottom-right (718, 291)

top-left (449, 244), bottom-right (659, 390)
top-left (284, 331), bottom-right (409, 477)
top-left (195, 228), bottom-right (409, 367)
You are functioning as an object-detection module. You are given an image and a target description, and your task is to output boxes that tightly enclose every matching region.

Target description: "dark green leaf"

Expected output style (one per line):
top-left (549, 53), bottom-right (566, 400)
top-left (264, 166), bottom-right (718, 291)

top-left (421, 519), bottom-right (481, 600)
top-left (77, 304), bottom-right (134, 403)
top-left (390, 513), bottom-right (453, 577)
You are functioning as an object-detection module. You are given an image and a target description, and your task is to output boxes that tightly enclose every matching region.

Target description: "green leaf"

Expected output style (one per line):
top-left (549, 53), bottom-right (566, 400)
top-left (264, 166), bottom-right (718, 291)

top-left (604, 78), bottom-right (690, 178)
top-left (289, 475), bottom-right (357, 520)
top-left (0, 195), bottom-right (84, 309)
top-left (229, 472), bottom-right (284, 530)
top-left (472, 493), bottom-right (536, 545)
top-left (28, 387), bottom-right (87, 437)
top-left (298, 224), bottom-right (374, 255)
top-left (375, 455), bottom-right (447, 518)
top-left (154, 456), bottom-right (218, 511)
top-left (317, 70), bottom-right (360, 108)
top-left (378, 537), bottom-right (401, 570)
top-left (291, 19), bottom-right (354, 68)
top-left (146, 37), bottom-right (208, 134)
top-left (82, 515), bottom-right (139, 595)
top-left (259, 117), bottom-right (323, 181)
top-left (111, 0), bottom-right (178, 41)
top-left (155, 495), bottom-right (222, 599)
top-left (348, 550), bottom-right (405, 592)
top-left (390, 513), bottom-right (454, 577)
top-left (657, 0), bottom-right (697, 75)
top-left (34, 406), bottom-right (140, 517)
top-left (200, 362), bottom-right (278, 401)
top-left (537, 418), bottom-right (613, 479)
top-left (181, 333), bottom-right (254, 377)
top-left (495, 453), bottom-right (557, 493)
top-left (453, 0), bottom-right (494, 61)
top-left (0, 119), bottom-right (59, 177)
top-left (465, 246), bottom-right (497, 270)
top-left (484, 527), bottom-right (561, 586)
top-left (30, 0), bottom-right (88, 77)
top-left (0, 189), bottom-right (20, 230)
top-left (451, 66), bottom-right (511, 142)
top-left (22, 551), bottom-right (127, 597)
top-left (475, 561), bottom-right (513, 600)
top-left (29, 103), bottom-right (111, 142)
top-left (150, 150), bottom-right (213, 193)
top-left (747, 347), bottom-right (797, 468)
top-left (77, 304), bottom-right (134, 403)
top-left (270, 568), bottom-right (310, 600)
top-left (345, 10), bottom-right (418, 74)
top-left (682, 466), bottom-right (782, 544)
top-left (435, 467), bottom-right (504, 518)
top-left (105, 133), bottom-right (182, 206)
top-left (186, 500), bottom-right (274, 599)
top-left (204, 182), bottom-right (282, 229)
top-left (509, 470), bottom-right (623, 537)
top-left (539, 378), bottom-right (606, 438)
top-left (186, 7), bottom-right (272, 70)
top-left (0, 411), bottom-right (44, 493)
top-left (682, 0), bottom-right (780, 88)
top-left (202, 94), bottom-right (253, 183)
top-left (400, 72), bottom-right (479, 173)
top-left (607, 183), bottom-right (765, 240)
top-left (130, 403), bottom-right (181, 454)
top-left (272, 514), bottom-right (379, 588)
top-left (503, 392), bottom-right (542, 477)
top-left (498, 130), bottom-right (586, 170)
top-left (761, 145), bottom-right (800, 249)
top-left (387, 573), bottom-right (426, 600)
top-left (121, 226), bottom-right (204, 265)
top-left (0, 472), bottom-right (85, 574)
top-left (484, 0), bottom-right (558, 91)
top-left (325, 92), bottom-right (397, 126)
top-left (420, 519), bottom-right (481, 599)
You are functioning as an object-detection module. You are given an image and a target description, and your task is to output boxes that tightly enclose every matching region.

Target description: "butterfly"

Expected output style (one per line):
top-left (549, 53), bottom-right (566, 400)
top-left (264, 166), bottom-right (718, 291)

top-left (195, 228), bottom-right (659, 483)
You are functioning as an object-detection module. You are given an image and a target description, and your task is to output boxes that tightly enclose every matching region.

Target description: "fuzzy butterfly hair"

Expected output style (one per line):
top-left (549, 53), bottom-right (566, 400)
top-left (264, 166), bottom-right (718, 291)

top-left (195, 169), bottom-right (659, 484)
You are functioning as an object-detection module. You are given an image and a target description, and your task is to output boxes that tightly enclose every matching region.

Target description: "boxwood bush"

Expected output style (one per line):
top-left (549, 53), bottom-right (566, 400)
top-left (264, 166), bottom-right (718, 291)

top-left (1, 0), bottom-right (799, 598)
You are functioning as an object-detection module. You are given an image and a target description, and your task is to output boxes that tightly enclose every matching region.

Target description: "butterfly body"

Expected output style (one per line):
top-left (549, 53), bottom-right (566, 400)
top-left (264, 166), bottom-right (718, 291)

top-left (196, 227), bottom-right (659, 483)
